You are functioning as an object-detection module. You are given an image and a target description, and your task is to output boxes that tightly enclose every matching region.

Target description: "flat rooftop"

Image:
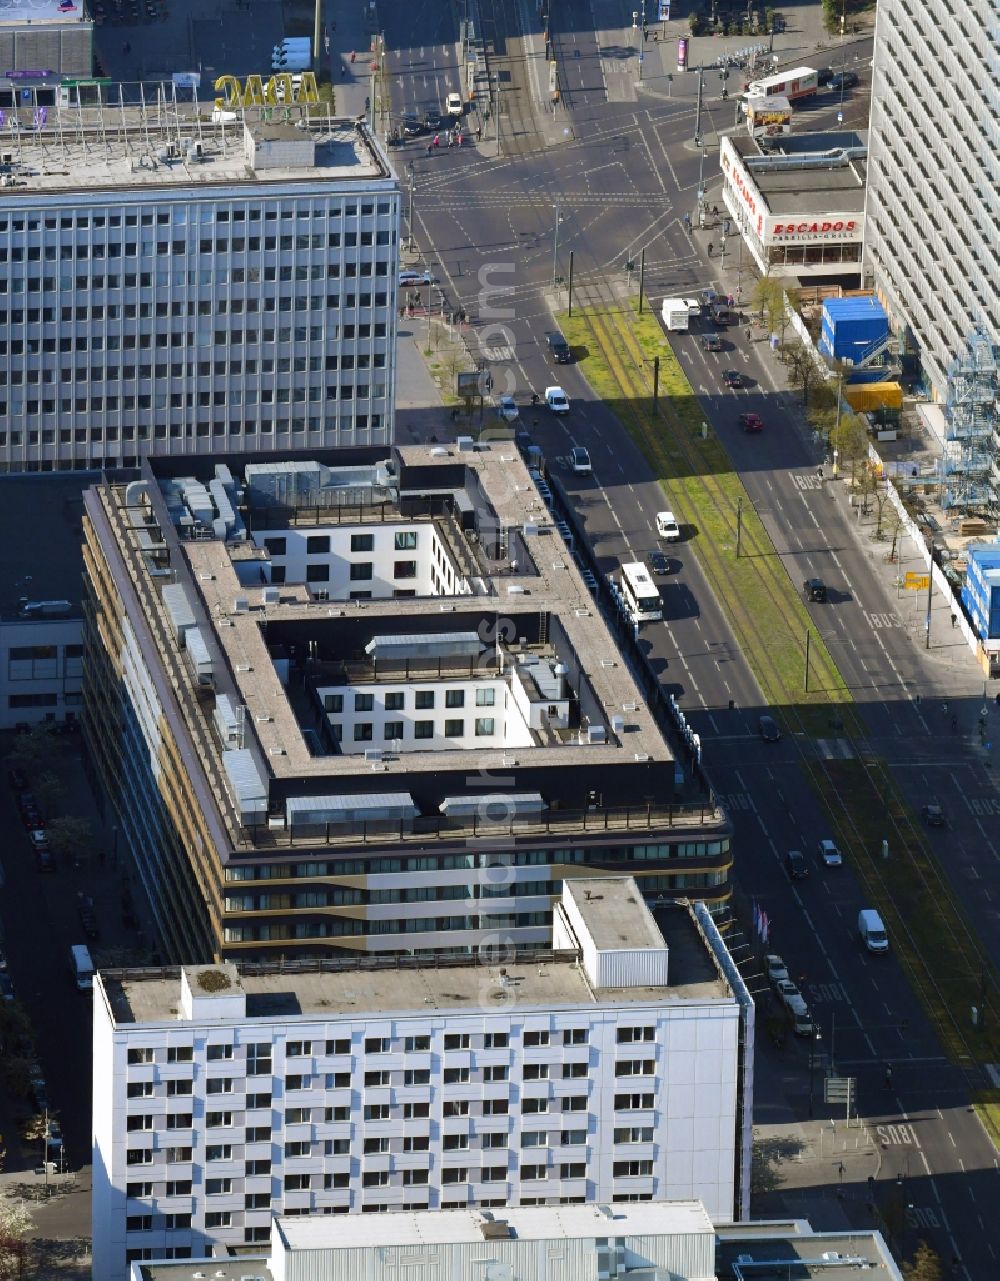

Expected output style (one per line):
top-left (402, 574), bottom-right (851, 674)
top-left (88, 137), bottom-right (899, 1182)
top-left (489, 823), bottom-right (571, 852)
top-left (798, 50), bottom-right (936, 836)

top-left (0, 112), bottom-right (389, 195)
top-left (0, 0), bottom-right (85, 21)
top-left (277, 1200), bottom-right (714, 1251)
top-left (570, 877), bottom-right (665, 951)
top-left (0, 474), bottom-right (89, 620)
top-left (716, 1225), bottom-right (900, 1280)
top-left (100, 900), bottom-right (732, 1025)
top-left (732, 134), bottom-right (867, 215)
top-left (137, 1260), bottom-right (271, 1281)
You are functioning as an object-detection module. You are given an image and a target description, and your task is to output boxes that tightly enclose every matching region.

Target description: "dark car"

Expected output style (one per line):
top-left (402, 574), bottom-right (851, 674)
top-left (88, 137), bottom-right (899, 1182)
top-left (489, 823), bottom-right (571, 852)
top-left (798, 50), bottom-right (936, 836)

top-left (723, 369), bottom-right (745, 389)
top-left (34, 848), bottom-right (55, 873)
top-left (922, 803), bottom-right (945, 828)
top-left (648, 550), bottom-right (671, 576)
top-left (78, 894), bottom-right (99, 940)
top-left (401, 113), bottom-right (423, 136)
top-left (804, 578), bottom-right (827, 602)
top-left (545, 331), bottom-right (571, 364)
top-left (759, 714), bottom-right (781, 743)
top-left (785, 849), bottom-right (809, 880)
top-left (701, 334), bottom-right (724, 352)
top-left (422, 109), bottom-right (445, 131)
top-left (830, 70), bottom-right (859, 91)
top-left (739, 412), bottom-right (764, 434)
top-left (817, 66), bottom-right (834, 86)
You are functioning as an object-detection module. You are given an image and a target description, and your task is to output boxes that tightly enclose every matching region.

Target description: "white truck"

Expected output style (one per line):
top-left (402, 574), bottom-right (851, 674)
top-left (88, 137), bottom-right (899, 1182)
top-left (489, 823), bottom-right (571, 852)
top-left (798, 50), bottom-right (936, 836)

top-left (69, 943), bottom-right (95, 992)
top-left (745, 65), bottom-right (818, 102)
top-left (661, 298), bottom-right (690, 333)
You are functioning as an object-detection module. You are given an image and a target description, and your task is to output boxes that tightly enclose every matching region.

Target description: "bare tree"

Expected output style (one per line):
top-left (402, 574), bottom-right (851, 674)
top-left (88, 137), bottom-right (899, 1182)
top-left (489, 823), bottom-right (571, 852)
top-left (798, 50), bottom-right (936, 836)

top-left (0, 1193), bottom-right (33, 1279)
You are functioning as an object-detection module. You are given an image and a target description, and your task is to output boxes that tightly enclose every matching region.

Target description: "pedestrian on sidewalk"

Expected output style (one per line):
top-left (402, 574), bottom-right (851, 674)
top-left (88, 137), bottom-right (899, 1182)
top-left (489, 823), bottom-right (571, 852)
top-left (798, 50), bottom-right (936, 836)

top-left (884, 1065), bottom-right (893, 1088)
top-left (426, 142), bottom-right (433, 155)
top-left (475, 125), bottom-right (482, 141)
top-left (433, 133), bottom-right (440, 148)
top-left (707, 242), bottom-right (714, 257)
top-left (350, 49), bottom-right (356, 63)
top-left (950, 612), bottom-right (957, 628)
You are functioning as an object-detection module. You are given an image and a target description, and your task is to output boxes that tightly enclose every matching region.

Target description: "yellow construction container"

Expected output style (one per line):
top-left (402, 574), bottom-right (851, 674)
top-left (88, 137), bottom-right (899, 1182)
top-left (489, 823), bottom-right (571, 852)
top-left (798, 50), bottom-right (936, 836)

top-left (843, 381), bottom-right (904, 413)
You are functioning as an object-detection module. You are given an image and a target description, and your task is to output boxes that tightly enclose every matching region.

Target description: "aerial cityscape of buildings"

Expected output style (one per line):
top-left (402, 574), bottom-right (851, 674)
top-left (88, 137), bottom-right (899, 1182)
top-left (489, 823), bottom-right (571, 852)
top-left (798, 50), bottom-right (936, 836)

top-left (0, 0), bottom-right (997, 1278)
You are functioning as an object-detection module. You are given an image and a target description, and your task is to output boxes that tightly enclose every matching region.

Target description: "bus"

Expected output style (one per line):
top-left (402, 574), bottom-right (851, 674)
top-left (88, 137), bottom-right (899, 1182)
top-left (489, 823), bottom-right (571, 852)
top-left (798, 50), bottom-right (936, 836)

top-left (70, 943), bottom-right (94, 992)
top-left (620, 561), bottom-right (663, 624)
top-left (745, 65), bottom-right (818, 102)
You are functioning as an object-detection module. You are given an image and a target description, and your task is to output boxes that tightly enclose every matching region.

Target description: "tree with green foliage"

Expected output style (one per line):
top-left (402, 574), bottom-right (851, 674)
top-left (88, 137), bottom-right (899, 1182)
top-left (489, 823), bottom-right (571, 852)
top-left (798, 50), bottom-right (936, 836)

top-left (4, 727), bottom-right (64, 775)
top-left (830, 412), bottom-right (869, 483)
top-left (749, 276), bottom-right (787, 334)
top-left (30, 771), bottom-right (65, 814)
top-left (902, 1241), bottom-right (943, 1281)
top-left (0, 1193), bottom-right (32, 1278)
top-left (44, 815), bottom-right (95, 867)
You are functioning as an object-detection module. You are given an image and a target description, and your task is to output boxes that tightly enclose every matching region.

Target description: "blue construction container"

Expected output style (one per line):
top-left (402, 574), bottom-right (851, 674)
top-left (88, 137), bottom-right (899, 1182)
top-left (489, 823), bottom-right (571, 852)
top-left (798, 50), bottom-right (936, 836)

top-left (962, 543), bottom-right (1000, 641)
top-left (818, 296), bottom-right (889, 366)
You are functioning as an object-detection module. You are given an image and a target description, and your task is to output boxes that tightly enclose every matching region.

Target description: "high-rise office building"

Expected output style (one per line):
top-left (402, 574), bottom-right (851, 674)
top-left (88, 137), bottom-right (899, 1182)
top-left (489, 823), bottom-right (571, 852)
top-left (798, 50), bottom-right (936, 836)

top-left (81, 447), bottom-right (732, 963)
top-left (0, 99), bottom-right (398, 473)
top-left (92, 879), bottom-right (754, 1280)
top-left (865, 0), bottom-right (1000, 400)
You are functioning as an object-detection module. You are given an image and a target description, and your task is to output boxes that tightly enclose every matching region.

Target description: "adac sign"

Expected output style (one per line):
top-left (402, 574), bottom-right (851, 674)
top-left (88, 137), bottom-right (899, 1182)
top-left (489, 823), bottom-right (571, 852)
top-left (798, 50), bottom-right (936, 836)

top-left (214, 72), bottom-right (320, 108)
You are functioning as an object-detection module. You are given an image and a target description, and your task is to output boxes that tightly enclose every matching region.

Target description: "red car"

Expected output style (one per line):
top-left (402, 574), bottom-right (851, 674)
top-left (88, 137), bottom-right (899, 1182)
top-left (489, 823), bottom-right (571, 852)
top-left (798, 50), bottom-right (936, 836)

top-left (739, 412), bottom-right (763, 433)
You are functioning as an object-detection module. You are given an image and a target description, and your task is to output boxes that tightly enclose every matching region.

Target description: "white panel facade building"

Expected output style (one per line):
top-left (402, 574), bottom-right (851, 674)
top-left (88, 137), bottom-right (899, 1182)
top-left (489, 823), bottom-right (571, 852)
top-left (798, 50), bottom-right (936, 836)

top-left (0, 100), bottom-right (398, 473)
top-left (865, 0), bottom-right (1000, 399)
top-left (93, 879), bottom-right (753, 1280)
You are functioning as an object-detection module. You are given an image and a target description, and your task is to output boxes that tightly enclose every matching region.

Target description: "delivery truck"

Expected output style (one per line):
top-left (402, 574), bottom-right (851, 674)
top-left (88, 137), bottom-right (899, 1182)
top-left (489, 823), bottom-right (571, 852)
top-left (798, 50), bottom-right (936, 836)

top-left (745, 65), bottom-right (818, 102)
top-left (661, 298), bottom-right (690, 333)
top-left (745, 93), bottom-right (792, 139)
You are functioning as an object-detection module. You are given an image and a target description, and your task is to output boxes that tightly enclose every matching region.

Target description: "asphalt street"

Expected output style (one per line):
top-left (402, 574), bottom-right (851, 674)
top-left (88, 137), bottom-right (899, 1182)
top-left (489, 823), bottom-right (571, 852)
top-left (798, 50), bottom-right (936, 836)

top-left (382, 0), bottom-right (1000, 1273)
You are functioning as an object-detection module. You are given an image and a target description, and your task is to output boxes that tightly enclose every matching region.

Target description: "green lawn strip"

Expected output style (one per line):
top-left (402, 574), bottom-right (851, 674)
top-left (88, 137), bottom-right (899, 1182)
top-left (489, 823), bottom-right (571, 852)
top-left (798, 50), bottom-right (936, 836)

top-left (560, 307), bottom-right (851, 714)
top-left (806, 759), bottom-right (1000, 1064)
top-left (972, 1093), bottom-right (1000, 1152)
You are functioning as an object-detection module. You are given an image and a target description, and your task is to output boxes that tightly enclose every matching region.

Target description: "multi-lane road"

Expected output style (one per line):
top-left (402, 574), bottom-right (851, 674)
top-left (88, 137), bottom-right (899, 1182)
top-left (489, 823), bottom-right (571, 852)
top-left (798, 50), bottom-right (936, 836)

top-left (378, 0), bottom-right (999, 1272)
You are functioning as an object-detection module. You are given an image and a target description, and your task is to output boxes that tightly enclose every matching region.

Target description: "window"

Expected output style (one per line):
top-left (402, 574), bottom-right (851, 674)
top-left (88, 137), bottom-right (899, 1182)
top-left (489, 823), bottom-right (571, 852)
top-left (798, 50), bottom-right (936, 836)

top-left (404, 1068), bottom-right (430, 1086)
top-left (443, 1067), bottom-right (469, 1084)
top-left (350, 562), bottom-right (373, 581)
top-left (365, 1070), bottom-right (391, 1087)
top-left (126, 1149), bottom-right (153, 1166)
top-left (306, 535), bottom-right (330, 554)
top-left (563, 1062), bottom-right (587, 1078)
top-left (286, 1074), bottom-right (311, 1091)
top-left (414, 721), bottom-right (434, 739)
top-left (393, 560), bottom-right (417, 579)
top-left (614, 1060), bottom-right (655, 1077)
top-left (402, 1168), bottom-right (428, 1185)
top-left (127, 1115), bottom-right (153, 1131)
top-left (483, 1131), bottom-right (509, 1149)
top-left (524, 1030), bottom-right (549, 1047)
top-left (563, 1029), bottom-right (588, 1046)
top-left (617, 1026), bottom-right (655, 1043)
top-left (442, 1168), bottom-right (467, 1185)
top-left (444, 719), bottom-right (464, 738)
top-left (246, 1126), bottom-right (270, 1142)
top-left (127, 1082), bottom-right (153, 1099)
top-left (246, 1193), bottom-right (270, 1209)
top-left (443, 1100), bottom-right (470, 1118)
top-left (365, 1036), bottom-right (390, 1054)
top-left (264, 536), bottom-right (287, 556)
top-left (306, 563), bottom-right (330, 583)
top-left (166, 1180), bottom-right (192, 1196)
top-left (126, 1215), bottom-right (152, 1232)
top-left (207, 1044), bottom-right (234, 1061)
top-left (364, 1136), bottom-right (390, 1154)
top-left (355, 693), bottom-right (375, 712)
top-left (561, 1129), bottom-right (587, 1145)
top-left (324, 1173), bottom-right (350, 1190)
top-left (385, 691), bottom-right (405, 711)
top-left (285, 1141), bottom-right (311, 1158)
top-left (476, 688), bottom-right (496, 706)
top-left (521, 1131), bottom-right (547, 1148)
top-left (404, 1035), bottom-right (430, 1052)
top-left (206, 1144), bottom-right (232, 1162)
top-left (126, 1182), bottom-right (153, 1198)
top-left (326, 1038), bottom-right (351, 1055)
top-left (561, 1162), bottom-right (586, 1178)
top-left (414, 690), bottom-right (435, 709)
top-left (285, 1173), bottom-right (312, 1191)
top-left (445, 689), bottom-right (465, 708)
top-left (166, 1079), bottom-right (193, 1096)
top-left (363, 1170), bottom-right (389, 1188)
top-left (287, 1041), bottom-right (312, 1058)
top-left (165, 1114), bottom-right (193, 1130)
top-left (524, 1063), bottom-right (548, 1080)
top-left (247, 1092), bottom-right (271, 1109)
top-left (475, 718), bottom-right (495, 736)
top-left (205, 1178), bottom-right (232, 1195)
top-left (394, 531), bottom-right (417, 550)
top-left (614, 1126), bottom-right (654, 1143)
top-left (206, 1112), bottom-right (234, 1128)
top-left (246, 1044), bottom-right (272, 1075)
top-left (354, 723), bottom-right (374, 742)
top-left (561, 1096), bottom-right (587, 1112)
top-left (483, 1098), bottom-right (509, 1115)
top-left (206, 1078), bottom-right (233, 1095)
top-left (166, 1046), bottom-right (193, 1063)
top-left (127, 1048), bottom-right (154, 1065)
top-left (364, 1104), bottom-right (390, 1121)
top-left (246, 1159), bottom-right (271, 1176)
top-left (205, 1211), bottom-right (232, 1229)
top-left (443, 1133), bottom-right (469, 1150)
top-left (614, 1093), bottom-right (655, 1110)
top-left (484, 1063), bottom-right (509, 1083)
top-left (383, 721), bottom-right (404, 741)
top-left (444, 1033), bottom-right (470, 1051)
top-left (403, 1135), bottom-right (430, 1152)
top-left (520, 1164), bottom-right (547, 1181)
top-left (403, 1102), bottom-right (430, 1119)
top-left (350, 533), bottom-right (374, 552)
top-left (613, 1159), bottom-right (653, 1177)
top-left (484, 1032), bottom-right (509, 1049)
top-left (523, 1097), bottom-right (548, 1114)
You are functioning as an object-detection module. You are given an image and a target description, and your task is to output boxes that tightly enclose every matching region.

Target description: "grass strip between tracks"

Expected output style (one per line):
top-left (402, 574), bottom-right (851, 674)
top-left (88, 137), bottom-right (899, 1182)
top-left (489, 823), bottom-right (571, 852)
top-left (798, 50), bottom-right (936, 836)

top-left (556, 300), bottom-right (1000, 1066)
top-left (972, 1093), bottom-right (1000, 1152)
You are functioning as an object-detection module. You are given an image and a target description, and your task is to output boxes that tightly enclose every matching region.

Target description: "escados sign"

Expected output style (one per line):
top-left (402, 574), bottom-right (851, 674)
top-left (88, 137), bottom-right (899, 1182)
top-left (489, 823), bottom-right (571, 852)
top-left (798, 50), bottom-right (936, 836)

top-left (213, 72), bottom-right (320, 109)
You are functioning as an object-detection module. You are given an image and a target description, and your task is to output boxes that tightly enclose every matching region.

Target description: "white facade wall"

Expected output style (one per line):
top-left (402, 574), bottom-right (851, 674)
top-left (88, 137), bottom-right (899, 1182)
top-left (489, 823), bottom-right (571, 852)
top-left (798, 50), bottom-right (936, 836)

top-left (0, 616), bottom-right (83, 727)
top-left (0, 177), bottom-right (399, 473)
top-left (317, 676), bottom-right (534, 753)
top-left (93, 980), bottom-right (740, 1281)
top-left (252, 522), bottom-right (463, 599)
top-left (865, 0), bottom-right (1000, 399)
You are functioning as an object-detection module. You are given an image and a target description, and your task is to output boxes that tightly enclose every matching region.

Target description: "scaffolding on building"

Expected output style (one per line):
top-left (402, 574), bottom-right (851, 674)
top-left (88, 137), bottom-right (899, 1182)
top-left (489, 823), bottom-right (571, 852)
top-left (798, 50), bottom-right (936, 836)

top-left (940, 327), bottom-right (1000, 513)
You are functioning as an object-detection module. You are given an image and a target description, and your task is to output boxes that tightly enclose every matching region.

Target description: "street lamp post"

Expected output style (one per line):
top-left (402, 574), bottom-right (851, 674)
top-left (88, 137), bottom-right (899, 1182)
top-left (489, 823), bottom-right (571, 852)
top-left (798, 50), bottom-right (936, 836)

top-left (552, 201), bottom-right (562, 287)
top-left (406, 162), bottom-right (415, 252)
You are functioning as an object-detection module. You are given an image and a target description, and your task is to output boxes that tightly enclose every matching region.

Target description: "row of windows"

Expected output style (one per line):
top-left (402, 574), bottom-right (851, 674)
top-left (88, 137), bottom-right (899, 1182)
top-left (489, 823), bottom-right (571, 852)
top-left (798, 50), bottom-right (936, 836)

top-left (0, 352), bottom-right (386, 376)
top-left (223, 840), bottom-right (732, 881)
top-left (0, 320), bottom-right (388, 358)
top-left (222, 910), bottom-right (551, 941)
top-left (337, 716), bottom-right (495, 744)
top-left (223, 879), bottom-right (552, 912)
top-left (0, 201), bottom-right (393, 234)
top-left (323, 684), bottom-right (491, 714)
top-left (0, 416), bottom-right (385, 449)
top-left (0, 274), bottom-right (394, 297)
top-left (0, 231), bottom-right (393, 262)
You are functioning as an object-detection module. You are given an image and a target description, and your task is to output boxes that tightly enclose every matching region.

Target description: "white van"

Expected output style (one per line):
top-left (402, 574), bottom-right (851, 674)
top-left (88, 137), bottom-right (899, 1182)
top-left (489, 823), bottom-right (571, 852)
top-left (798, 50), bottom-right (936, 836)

top-left (70, 943), bottom-right (95, 991)
top-left (858, 908), bottom-right (888, 953)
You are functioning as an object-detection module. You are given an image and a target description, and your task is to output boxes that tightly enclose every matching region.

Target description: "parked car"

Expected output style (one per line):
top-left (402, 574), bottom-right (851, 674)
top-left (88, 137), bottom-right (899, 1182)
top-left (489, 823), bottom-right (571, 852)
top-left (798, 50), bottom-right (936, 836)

top-left (656, 510), bottom-right (681, 541)
top-left (77, 894), bottom-right (100, 941)
top-left (765, 954), bottom-right (789, 984)
top-left (818, 838), bottom-right (843, 867)
top-left (759, 714), bottom-right (781, 742)
top-left (723, 369), bottom-right (745, 389)
top-left (739, 412), bottom-right (764, 433)
top-left (804, 577), bottom-right (828, 602)
top-left (545, 386), bottom-right (570, 414)
top-left (775, 978), bottom-right (801, 1008)
top-left (785, 849), bottom-right (809, 880)
top-left (28, 829), bottom-right (50, 852)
